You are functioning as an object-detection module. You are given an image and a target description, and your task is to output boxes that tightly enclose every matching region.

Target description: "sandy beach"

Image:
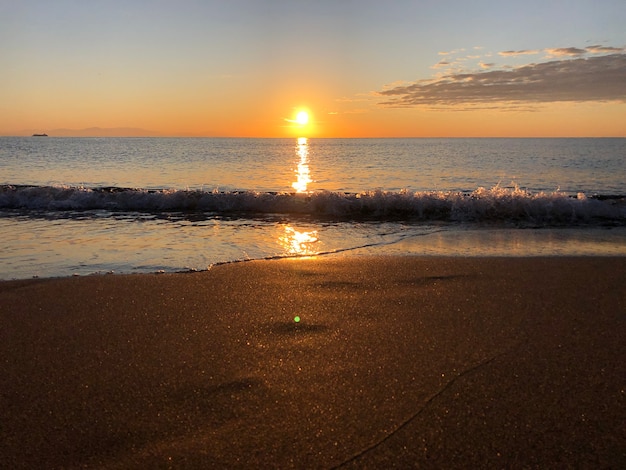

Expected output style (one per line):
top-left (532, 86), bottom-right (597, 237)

top-left (1, 256), bottom-right (625, 469)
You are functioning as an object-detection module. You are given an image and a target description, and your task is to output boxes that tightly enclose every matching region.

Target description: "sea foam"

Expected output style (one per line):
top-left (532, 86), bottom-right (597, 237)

top-left (1, 184), bottom-right (624, 225)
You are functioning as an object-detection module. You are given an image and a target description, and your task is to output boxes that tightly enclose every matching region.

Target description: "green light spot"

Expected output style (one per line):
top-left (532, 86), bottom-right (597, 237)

top-left (294, 316), bottom-right (301, 323)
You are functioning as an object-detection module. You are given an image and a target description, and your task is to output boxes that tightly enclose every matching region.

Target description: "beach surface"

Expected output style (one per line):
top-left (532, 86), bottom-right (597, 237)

top-left (1, 256), bottom-right (625, 468)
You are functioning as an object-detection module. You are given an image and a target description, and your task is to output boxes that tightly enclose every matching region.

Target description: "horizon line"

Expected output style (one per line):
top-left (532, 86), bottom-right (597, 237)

top-left (2, 127), bottom-right (625, 139)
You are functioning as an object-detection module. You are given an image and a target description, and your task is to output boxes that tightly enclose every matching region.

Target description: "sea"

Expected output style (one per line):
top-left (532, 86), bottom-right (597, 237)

top-left (1, 137), bottom-right (625, 280)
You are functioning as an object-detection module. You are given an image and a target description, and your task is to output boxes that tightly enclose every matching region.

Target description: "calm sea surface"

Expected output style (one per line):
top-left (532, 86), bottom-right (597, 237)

top-left (1, 137), bottom-right (625, 279)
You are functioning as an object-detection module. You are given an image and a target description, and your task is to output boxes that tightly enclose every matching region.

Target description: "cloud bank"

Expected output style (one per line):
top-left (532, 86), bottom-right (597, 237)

top-left (379, 46), bottom-right (626, 109)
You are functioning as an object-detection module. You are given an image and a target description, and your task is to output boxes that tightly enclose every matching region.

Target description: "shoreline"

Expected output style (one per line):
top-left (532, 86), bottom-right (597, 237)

top-left (2, 224), bottom-right (626, 281)
top-left (1, 256), bottom-right (625, 468)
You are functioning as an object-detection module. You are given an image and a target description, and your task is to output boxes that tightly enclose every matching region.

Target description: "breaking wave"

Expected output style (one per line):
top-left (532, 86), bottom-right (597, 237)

top-left (1, 184), bottom-right (624, 225)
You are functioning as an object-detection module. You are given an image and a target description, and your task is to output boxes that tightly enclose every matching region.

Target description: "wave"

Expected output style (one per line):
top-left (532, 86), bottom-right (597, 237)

top-left (1, 184), bottom-right (624, 225)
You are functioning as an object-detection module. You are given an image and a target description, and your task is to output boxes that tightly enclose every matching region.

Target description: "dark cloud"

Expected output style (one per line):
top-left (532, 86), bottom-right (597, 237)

top-left (378, 53), bottom-right (626, 108)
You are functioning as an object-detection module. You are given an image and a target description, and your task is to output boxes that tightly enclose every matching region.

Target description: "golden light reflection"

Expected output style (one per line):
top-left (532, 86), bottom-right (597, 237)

top-left (279, 225), bottom-right (319, 256)
top-left (292, 137), bottom-right (312, 193)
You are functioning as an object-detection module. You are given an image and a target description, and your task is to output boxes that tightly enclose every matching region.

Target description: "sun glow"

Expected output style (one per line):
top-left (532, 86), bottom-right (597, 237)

top-left (295, 111), bottom-right (309, 125)
top-left (284, 108), bottom-right (315, 136)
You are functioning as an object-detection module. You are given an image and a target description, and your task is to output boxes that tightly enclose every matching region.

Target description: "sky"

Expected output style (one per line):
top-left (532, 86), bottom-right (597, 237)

top-left (1, 0), bottom-right (625, 137)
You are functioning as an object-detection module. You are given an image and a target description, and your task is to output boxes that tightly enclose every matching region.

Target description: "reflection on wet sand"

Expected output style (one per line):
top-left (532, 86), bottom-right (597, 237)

top-left (279, 225), bottom-right (319, 256)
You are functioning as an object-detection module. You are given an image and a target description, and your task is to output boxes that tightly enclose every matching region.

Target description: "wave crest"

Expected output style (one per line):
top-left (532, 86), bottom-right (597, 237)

top-left (1, 184), bottom-right (624, 225)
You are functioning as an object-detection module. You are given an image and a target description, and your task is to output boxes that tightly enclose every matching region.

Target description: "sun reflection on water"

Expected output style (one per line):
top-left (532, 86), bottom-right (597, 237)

top-left (279, 225), bottom-right (319, 256)
top-left (280, 138), bottom-right (319, 256)
top-left (292, 137), bottom-right (312, 193)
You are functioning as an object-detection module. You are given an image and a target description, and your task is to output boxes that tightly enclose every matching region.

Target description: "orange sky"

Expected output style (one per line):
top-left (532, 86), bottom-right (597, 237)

top-left (1, 1), bottom-right (625, 137)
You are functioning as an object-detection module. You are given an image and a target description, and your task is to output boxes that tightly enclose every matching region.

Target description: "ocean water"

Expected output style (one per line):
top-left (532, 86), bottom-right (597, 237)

top-left (1, 137), bottom-right (625, 279)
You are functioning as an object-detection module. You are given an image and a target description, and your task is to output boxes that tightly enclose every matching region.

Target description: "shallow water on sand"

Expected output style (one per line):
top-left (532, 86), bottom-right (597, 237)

top-left (2, 211), bottom-right (624, 280)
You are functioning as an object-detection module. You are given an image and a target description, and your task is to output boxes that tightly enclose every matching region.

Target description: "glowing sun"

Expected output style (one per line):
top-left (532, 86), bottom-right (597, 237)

top-left (295, 111), bottom-right (309, 125)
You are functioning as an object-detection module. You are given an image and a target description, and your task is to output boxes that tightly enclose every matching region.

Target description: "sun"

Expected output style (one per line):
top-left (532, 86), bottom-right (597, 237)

top-left (285, 108), bottom-right (314, 136)
top-left (295, 110), bottom-right (309, 125)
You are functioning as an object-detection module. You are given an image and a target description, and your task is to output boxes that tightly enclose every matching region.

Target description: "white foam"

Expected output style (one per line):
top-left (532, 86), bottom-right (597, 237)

top-left (1, 184), bottom-right (624, 225)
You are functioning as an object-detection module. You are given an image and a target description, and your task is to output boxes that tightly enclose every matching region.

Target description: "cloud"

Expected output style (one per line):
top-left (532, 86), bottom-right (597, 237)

top-left (438, 48), bottom-right (465, 56)
top-left (378, 53), bottom-right (626, 108)
top-left (499, 49), bottom-right (540, 57)
top-left (545, 47), bottom-right (586, 57)
top-left (500, 46), bottom-right (624, 58)
top-left (432, 60), bottom-right (451, 69)
top-left (586, 45), bottom-right (624, 54)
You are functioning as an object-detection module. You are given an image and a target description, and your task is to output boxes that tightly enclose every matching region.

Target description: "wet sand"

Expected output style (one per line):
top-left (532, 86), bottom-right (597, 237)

top-left (1, 256), bottom-right (625, 468)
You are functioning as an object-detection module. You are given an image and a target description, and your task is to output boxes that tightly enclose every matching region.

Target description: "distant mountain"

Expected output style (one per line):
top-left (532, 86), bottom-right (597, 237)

top-left (48, 127), bottom-right (162, 137)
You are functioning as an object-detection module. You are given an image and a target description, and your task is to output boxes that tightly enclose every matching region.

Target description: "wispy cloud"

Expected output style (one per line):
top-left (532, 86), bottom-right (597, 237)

top-left (499, 49), bottom-right (540, 57)
top-left (500, 46), bottom-right (624, 58)
top-left (432, 60), bottom-right (451, 69)
top-left (585, 45), bottom-right (624, 54)
top-left (438, 48), bottom-right (465, 56)
top-left (545, 47), bottom-right (587, 57)
top-left (378, 46), bottom-right (626, 109)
